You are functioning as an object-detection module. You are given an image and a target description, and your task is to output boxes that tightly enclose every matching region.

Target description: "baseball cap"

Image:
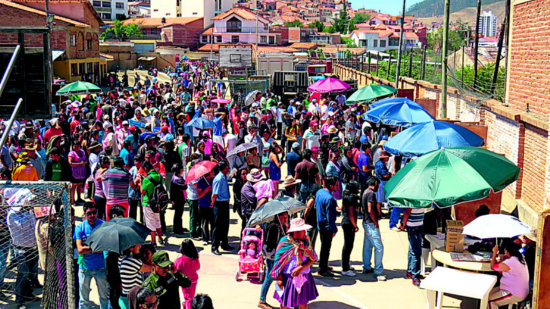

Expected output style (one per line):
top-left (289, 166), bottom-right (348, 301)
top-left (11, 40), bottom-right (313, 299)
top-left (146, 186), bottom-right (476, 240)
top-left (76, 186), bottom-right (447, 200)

top-left (152, 250), bottom-right (173, 268)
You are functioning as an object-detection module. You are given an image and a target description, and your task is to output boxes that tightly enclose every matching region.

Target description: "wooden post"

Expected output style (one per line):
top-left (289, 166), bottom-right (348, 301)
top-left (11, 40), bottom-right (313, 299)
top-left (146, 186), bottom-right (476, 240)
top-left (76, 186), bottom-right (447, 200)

top-left (367, 52), bottom-right (371, 73)
top-left (387, 53), bottom-right (392, 80)
top-left (421, 45), bottom-right (427, 80)
top-left (408, 49), bottom-right (413, 77)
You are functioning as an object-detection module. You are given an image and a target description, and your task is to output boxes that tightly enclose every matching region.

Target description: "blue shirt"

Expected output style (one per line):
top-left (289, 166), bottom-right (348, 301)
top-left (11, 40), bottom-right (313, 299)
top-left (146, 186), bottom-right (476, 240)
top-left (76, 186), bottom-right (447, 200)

top-left (212, 172), bottom-right (230, 202)
top-left (213, 116), bottom-right (223, 137)
top-left (119, 148), bottom-right (134, 167)
top-left (375, 160), bottom-right (390, 180)
top-left (73, 219), bottom-right (105, 270)
top-left (286, 151), bottom-right (301, 176)
top-left (357, 153), bottom-right (372, 179)
top-left (197, 178), bottom-right (211, 207)
top-left (315, 188), bottom-right (337, 233)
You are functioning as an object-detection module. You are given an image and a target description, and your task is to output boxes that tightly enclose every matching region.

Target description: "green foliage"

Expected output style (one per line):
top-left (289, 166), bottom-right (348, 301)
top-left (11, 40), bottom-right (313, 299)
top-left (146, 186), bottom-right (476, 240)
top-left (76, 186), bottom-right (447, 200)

top-left (427, 28), bottom-right (466, 52)
top-left (351, 12), bottom-right (370, 24)
top-left (456, 62), bottom-right (506, 101)
top-left (341, 37), bottom-right (358, 48)
top-left (284, 20), bottom-right (304, 27)
top-left (407, 0), bottom-right (502, 17)
top-left (100, 19), bottom-right (143, 41)
top-left (308, 21), bottom-right (325, 32)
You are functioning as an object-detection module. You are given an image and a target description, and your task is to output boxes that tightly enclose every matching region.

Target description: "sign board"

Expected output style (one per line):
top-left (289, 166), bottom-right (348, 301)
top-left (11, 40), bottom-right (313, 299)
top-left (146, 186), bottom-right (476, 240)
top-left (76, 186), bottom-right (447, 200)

top-left (219, 45), bottom-right (253, 69)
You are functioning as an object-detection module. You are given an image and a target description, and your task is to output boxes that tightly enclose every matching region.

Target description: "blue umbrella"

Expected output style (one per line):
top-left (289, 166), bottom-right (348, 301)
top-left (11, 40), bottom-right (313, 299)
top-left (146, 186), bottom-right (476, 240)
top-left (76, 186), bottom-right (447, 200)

top-left (187, 117), bottom-right (215, 130)
top-left (384, 121), bottom-right (485, 157)
top-left (370, 97), bottom-right (422, 109)
top-left (365, 100), bottom-right (434, 127)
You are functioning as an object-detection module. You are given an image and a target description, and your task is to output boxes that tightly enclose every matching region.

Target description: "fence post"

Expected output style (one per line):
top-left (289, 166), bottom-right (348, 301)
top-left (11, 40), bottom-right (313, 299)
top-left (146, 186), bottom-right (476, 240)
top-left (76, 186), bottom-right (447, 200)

top-left (386, 53), bottom-right (392, 80)
top-left (64, 184), bottom-right (76, 309)
top-left (408, 49), bottom-right (414, 77)
top-left (421, 45), bottom-right (427, 80)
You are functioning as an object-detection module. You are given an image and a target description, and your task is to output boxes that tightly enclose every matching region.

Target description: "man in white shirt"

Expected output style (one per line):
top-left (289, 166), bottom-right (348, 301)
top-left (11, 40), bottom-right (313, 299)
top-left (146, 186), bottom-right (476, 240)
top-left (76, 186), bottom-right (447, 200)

top-left (223, 129), bottom-right (237, 155)
top-left (320, 103), bottom-right (329, 122)
top-left (308, 99), bottom-right (320, 116)
top-left (244, 125), bottom-right (263, 154)
top-left (276, 103), bottom-right (284, 139)
top-left (301, 121), bottom-right (321, 152)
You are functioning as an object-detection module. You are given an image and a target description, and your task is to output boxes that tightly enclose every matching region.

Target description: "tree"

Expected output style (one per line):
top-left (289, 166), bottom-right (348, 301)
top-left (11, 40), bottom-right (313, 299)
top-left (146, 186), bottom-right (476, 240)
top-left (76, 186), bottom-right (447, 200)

top-left (100, 19), bottom-right (143, 41)
top-left (308, 21), bottom-right (325, 32)
top-left (351, 12), bottom-right (370, 25)
top-left (284, 20), bottom-right (304, 27)
top-left (427, 28), bottom-right (465, 52)
top-left (341, 37), bottom-right (358, 48)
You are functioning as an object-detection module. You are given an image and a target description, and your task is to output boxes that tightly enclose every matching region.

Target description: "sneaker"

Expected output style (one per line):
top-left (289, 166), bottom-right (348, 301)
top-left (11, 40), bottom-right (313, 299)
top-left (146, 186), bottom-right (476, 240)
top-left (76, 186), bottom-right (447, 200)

top-left (342, 270), bottom-right (356, 277)
top-left (257, 301), bottom-right (273, 309)
top-left (362, 268), bottom-right (374, 274)
top-left (412, 278), bottom-right (421, 287)
top-left (376, 274), bottom-right (387, 281)
top-left (391, 227), bottom-right (400, 231)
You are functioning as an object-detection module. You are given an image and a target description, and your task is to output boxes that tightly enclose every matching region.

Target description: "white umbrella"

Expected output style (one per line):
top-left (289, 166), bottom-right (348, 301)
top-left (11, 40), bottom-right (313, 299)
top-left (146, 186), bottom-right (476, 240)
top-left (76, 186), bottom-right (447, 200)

top-left (463, 214), bottom-right (531, 239)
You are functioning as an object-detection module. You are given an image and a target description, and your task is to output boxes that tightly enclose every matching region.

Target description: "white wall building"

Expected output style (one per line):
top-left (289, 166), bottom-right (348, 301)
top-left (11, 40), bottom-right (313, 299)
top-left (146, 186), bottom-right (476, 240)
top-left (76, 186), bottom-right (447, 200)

top-left (199, 8), bottom-right (279, 46)
top-left (478, 11), bottom-right (498, 37)
top-left (150, 0), bottom-right (180, 18)
top-left (350, 29), bottom-right (421, 52)
top-left (90, 0), bottom-right (129, 20)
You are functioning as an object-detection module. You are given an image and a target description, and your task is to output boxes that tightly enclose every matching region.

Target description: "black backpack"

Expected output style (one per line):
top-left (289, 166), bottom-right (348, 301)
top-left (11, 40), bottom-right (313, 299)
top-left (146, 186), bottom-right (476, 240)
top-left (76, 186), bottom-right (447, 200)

top-left (146, 175), bottom-right (169, 213)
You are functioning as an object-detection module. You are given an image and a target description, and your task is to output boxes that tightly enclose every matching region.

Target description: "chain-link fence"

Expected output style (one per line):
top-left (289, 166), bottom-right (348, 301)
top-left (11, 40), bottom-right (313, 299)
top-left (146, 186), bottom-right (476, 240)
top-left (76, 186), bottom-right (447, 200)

top-left (0, 181), bottom-right (74, 309)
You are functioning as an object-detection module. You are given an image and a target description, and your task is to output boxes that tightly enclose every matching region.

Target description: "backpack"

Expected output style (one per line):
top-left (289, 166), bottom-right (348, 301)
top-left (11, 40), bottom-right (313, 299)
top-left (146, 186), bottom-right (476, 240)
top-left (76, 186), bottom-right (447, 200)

top-left (146, 175), bottom-right (169, 213)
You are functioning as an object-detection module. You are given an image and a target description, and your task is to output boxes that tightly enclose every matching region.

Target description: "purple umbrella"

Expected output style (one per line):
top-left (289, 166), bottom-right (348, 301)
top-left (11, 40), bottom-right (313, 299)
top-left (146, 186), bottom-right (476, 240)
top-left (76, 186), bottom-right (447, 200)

top-left (307, 77), bottom-right (351, 93)
top-left (211, 98), bottom-right (231, 104)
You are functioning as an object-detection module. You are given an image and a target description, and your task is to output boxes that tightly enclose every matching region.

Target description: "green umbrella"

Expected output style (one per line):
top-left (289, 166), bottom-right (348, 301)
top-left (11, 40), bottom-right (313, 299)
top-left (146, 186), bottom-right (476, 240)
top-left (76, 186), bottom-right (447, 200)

top-left (383, 147), bottom-right (520, 208)
top-left (346, 84), bottom-right (397, 105)
top-left (56, 81), bottom-right (101, 96)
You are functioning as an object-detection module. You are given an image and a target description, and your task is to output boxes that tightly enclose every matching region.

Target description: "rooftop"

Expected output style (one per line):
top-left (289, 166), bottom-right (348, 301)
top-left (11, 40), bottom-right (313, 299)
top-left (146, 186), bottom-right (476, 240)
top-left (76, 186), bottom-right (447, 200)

top-left (123, 17), bottom-right (203, 28)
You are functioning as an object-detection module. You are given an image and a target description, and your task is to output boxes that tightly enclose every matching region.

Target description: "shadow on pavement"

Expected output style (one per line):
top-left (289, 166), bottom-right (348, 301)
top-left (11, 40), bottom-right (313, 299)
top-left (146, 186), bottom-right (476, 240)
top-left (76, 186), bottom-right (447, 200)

top-left (313, 268), bottom-right (408, 287)
top-left (310, 300), bottom-right (361, 308)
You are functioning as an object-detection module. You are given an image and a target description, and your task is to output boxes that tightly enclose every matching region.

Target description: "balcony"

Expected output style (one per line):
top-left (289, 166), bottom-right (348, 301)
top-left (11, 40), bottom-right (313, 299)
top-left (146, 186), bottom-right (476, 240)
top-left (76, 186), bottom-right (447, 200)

top-left (214, 26), bottom-right (268, 34)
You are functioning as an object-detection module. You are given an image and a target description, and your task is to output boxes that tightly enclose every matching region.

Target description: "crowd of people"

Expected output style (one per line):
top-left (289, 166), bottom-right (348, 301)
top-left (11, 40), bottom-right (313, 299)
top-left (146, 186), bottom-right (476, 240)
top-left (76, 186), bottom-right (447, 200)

top-left (0, 60), bottom-right (534, 309)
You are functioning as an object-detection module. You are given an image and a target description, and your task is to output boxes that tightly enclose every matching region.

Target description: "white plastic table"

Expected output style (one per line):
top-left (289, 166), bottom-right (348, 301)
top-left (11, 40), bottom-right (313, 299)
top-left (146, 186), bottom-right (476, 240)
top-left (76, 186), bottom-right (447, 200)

top-left (420, 266), bottom-right (497, 309)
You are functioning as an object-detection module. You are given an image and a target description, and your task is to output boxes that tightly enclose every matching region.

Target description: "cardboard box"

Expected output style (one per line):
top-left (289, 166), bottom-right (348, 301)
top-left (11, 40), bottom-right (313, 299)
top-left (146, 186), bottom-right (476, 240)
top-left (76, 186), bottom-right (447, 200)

top-left (446, 220), bottom-right (465, 252)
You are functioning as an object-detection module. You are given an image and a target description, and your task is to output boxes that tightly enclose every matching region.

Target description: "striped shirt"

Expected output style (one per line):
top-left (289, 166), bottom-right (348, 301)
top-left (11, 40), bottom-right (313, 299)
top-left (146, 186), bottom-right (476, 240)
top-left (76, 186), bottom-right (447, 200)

top-left (102, 167), bottom-right (130, 204)
top-left (406, 208), bottom-right (425, 227)
top-left (119, 256), bottom-right (143, 295)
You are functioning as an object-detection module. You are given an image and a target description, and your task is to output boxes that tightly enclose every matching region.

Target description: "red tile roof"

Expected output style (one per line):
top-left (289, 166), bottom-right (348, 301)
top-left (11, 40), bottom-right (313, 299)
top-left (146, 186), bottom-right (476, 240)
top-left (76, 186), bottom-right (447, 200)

top-left (211, 8), bottom-right (268, 22)
top-left (289, 42), bottom-right (318, 49)
top-left (0, 0), bottom-right (90, 27)
top-left (124, 17), bottom-right (203, 28)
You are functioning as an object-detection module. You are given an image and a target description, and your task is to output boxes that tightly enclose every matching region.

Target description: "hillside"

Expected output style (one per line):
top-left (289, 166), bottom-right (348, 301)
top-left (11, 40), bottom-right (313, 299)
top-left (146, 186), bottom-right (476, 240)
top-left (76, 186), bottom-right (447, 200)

top-left (407, 0), bottom-right (503, 18)
top-left (416, 1), bottom-right (505, 28)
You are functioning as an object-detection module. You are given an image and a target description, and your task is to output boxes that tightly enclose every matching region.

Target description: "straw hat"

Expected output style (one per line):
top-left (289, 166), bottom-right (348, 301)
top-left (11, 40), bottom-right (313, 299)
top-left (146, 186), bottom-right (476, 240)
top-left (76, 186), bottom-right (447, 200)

top-left (287, 218), bottom-right (312, 233)
top-left (327, 125), bottom-right (338, 134)
top-left (246, 168), bottom-right (266, 183)
top-left (280, 175), bottom-right (302, 188)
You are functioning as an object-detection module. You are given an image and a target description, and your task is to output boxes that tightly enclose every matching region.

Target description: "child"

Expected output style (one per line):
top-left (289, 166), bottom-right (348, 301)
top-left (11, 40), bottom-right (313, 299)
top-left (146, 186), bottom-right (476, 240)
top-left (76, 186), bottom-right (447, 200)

top-left (247, 242), bottom-right (257, 259)
top-left (174, 239), bottom-right (200, 309)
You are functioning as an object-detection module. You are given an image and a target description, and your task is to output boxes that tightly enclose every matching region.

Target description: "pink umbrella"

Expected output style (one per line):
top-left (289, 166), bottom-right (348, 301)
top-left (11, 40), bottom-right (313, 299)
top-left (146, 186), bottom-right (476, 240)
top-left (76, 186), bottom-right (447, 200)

top-left (307, 77), bottom-right (351, 93)
top-left (185, 161), bottom-right (217, 184)
top-left (211, 98), bottom-right (231, 104)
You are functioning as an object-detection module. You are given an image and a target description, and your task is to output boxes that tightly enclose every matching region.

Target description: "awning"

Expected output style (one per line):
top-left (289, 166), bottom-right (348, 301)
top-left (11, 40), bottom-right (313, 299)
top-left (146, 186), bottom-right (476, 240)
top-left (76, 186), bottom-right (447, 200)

top-left (138, 56), bottom-right (156, 61)
top-left (52, 50), bottom-right (65, 61)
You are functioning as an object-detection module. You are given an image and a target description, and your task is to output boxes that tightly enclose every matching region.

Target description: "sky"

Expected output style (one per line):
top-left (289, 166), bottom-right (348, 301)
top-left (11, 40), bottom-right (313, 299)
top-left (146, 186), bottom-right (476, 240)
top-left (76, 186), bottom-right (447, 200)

top-left (351, 0), bottom-right (425, 16)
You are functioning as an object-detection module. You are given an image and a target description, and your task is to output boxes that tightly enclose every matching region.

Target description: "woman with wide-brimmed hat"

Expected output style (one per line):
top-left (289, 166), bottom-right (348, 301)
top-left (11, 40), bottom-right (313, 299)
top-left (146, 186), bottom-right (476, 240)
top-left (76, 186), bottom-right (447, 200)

top-left (271, 218), bottom-right (319, 309)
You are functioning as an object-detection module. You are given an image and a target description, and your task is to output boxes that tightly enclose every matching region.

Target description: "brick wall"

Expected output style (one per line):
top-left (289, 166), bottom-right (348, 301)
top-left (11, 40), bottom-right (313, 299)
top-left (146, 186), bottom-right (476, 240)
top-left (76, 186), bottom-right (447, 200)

top-left (167, 19), bottom-right (204, 48)
top-left (508, 0), bottom-right (550, 117)
top-left (522, 124), bottom-right (548, 211)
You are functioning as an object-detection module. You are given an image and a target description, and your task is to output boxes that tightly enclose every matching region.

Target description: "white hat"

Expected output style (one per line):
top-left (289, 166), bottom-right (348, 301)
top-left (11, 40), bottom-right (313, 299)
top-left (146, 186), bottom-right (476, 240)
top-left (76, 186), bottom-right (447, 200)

top-left (287, 218), bottom-right (312, 233)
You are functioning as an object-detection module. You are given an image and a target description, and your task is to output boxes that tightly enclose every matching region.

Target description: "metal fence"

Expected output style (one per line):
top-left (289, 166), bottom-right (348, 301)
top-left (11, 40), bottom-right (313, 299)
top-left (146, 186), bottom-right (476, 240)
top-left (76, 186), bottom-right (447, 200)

top-left (0, 181), bottom-right (74, 309)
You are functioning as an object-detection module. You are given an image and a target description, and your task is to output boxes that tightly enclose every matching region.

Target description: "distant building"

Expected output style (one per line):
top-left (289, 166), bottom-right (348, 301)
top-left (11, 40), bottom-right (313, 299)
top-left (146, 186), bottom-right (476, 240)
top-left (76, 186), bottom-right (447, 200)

top-left (89, 0), bottom-right (128, 20)
top-left (151, 0), bottom-right (237, 28)
top-left (478, 11), bottom-right (497, 37)
top-left (128, 1), bottom-right (150, 18)
top-left (123, 17), bottom-right (204, 48)
top-left (199, 8), bottom-right (279, 46)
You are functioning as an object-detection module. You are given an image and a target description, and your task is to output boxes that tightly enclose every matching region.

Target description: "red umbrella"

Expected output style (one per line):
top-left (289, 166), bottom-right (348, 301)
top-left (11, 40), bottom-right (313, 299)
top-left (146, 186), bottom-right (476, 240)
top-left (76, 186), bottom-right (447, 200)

top-left (185, 161), bottom-right (217, 184)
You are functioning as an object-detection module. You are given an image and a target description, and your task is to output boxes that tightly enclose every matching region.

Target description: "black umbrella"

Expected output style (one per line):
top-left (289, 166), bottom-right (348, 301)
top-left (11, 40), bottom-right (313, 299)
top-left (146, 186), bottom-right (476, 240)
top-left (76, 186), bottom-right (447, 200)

top-left (247, 196), bottom-right (306, 227)
top-left (85, 217), bottom-right (151, 254)
top-left (227, 142), bottom-right (258, 157)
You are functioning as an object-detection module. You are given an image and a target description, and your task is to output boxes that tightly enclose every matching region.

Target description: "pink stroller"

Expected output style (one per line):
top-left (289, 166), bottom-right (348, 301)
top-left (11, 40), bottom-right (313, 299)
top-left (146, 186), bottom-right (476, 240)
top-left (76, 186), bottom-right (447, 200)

top-left (235, 228), bottom-right (266, 282)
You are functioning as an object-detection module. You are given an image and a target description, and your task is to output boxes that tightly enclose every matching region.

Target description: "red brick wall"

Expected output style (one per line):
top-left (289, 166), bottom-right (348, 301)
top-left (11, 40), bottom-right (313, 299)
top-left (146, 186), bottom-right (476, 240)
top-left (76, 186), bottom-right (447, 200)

top-left (167, 19), bottom-right (204, 48)
top-left (508, 0), bottom-right (550, 117)
top-left (522, 124), bottom-right (548, 211)
top-left (288, 28), bottom-right (300, 43)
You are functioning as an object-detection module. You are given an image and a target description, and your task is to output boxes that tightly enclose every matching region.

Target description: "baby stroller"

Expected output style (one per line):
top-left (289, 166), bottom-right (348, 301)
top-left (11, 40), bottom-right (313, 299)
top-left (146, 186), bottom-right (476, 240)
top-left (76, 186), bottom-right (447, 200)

top-left (235, 228), bottom-right (265, 282)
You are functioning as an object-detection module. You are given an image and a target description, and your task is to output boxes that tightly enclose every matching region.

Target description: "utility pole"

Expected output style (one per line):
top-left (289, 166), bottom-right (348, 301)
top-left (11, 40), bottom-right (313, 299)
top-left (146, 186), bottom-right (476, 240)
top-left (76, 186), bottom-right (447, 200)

top-left (440, 0), bottom-right (450, 119)
top-left (491, 0), bottom-right (510, 95)
top-left (394, 0), bottom-right (406, 89)
top-left (461, 46), bottom-right (465, 87)
top-left (473, 0), bottom-right (482, 90)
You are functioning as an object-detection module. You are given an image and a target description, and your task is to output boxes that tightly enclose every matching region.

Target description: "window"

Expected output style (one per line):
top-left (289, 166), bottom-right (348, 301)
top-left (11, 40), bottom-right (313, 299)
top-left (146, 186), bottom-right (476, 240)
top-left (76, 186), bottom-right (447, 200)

top-left (70, 34), bottom-right (76, 46)
top-left (87, 63), bottom-right (93, 74)
top-left (373, 39), bottom-right (378, 47)
top-left (116, 2), bottom-right (124, 8)
top-left (231, 35), bottom-right (239, 43)
top-left (165, 13), bottom-right (171, 16)
top-left (71, 63), bottom-right (78, 76)
top-left (380, 40), bottom-right (386, 48)
top-left (260, 36), bottom-right (267, 44)
top-left (79, 63), bottom-right (85, 75)
top-left (102, 13), bottom-right (111, 19)
top-left (230, 54), bottom-right (241, 63)
top-left (216, 36), bottom-right (222, 43)
top-left (93, 0), bottom-right (101, 6)
top-left (389, 38), bottom-right (399, 46)
top-left (153, 9), bottom-right (158, 12)
top-left (116, 14), bottom-right (126, 19)
top-left (87, 39), bottom-right (92, 50)
top-left (201, 35), bottom-right (208, 43)
top-left (226, 17), bottom-right (242, 32)
top-left (263, 23), bottom-right (268, 31)
top-left (360, 39), bottom-right (366, 47)
top-left (102, 1), bottom-right (111, 7)
top-left (269, 36), bottom-right (274, 45)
